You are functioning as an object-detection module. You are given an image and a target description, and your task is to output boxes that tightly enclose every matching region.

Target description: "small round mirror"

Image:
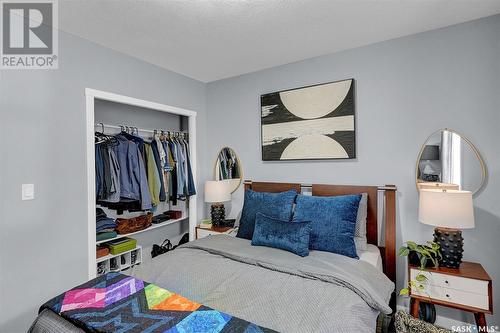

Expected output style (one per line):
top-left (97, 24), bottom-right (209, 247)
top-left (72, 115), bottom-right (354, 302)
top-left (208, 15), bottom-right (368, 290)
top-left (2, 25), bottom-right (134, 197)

top-left (214, 147), bottom-right (243, 193)
top-left (416, 128), bottom-right (486, 195)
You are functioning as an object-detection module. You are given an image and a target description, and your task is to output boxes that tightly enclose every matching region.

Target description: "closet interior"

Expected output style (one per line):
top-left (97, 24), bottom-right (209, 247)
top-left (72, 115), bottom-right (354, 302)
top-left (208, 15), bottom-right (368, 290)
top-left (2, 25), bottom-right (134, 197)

top-left (90, 97), bottom-right (196, 277)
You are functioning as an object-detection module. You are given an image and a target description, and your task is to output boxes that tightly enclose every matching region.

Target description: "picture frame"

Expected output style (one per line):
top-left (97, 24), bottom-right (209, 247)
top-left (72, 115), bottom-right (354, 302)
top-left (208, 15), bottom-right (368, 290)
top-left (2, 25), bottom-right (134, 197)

top-left (261, 78), bottom-right (355, 161)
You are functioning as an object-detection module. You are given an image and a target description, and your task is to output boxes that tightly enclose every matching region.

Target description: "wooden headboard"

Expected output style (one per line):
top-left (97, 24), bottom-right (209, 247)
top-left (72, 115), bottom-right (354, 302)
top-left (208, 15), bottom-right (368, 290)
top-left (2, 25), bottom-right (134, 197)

top-left (244, 180), bottom-right (397, 284)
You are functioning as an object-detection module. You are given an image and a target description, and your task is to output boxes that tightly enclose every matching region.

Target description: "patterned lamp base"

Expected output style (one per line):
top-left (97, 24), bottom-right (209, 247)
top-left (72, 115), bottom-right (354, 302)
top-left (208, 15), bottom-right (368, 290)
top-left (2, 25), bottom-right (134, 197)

top-left (434, 227), bottom-right (464, 268)
top-left (210, 203), bottom-right (226, 227)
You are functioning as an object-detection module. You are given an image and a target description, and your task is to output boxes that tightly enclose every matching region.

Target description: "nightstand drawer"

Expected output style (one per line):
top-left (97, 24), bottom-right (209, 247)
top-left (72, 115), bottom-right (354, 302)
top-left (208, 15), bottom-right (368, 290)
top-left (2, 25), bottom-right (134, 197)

top-left (410, 268), bottom-right (489, 295)
top-left (411, 284), bottom-right (489, 310)
top-left (196, 226), bottom-right (235, 239)
top-left (197, 228), bottom-right (220, 238)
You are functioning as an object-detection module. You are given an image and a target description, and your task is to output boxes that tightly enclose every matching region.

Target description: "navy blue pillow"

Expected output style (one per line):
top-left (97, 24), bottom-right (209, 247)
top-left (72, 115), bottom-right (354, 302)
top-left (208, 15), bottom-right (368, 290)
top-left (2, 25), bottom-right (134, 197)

top-left (252, 213), bottom-right (312, 257)
top-left (236, 189), bottom-right (297, 240)
top-left (292, 194), bottom-right (361, 258)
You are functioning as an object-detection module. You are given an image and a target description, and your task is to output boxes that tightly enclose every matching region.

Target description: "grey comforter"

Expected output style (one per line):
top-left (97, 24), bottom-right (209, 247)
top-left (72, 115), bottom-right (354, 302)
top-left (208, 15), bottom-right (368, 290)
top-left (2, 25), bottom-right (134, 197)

top-left (132, 235), bottom-right (394, 332)
top-left (30, 235), bottom-right (394, 333)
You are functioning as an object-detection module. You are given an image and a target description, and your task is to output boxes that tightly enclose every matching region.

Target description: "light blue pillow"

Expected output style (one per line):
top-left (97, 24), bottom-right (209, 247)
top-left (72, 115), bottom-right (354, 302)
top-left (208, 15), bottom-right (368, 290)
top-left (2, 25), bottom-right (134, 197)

top-left (252, 213), bottom-right (312, 257)
top-left (292, 194), bottom-right (361, 258)
top-left (236, 189), bottom-right (297, 240)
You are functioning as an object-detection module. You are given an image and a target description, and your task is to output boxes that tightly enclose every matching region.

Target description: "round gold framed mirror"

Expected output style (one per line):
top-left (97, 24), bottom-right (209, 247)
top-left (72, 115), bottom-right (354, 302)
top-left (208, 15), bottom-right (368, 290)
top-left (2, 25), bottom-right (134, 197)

top-left (214, 147), bottom-right (243, 194)
top-left (415, 128), bottom-right (487, 195)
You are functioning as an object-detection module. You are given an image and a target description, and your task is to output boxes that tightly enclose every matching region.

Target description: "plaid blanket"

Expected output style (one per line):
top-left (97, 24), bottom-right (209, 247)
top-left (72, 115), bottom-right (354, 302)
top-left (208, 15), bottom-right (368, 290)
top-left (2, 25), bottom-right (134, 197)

top-left (40, 273), bottom-right (276, 333)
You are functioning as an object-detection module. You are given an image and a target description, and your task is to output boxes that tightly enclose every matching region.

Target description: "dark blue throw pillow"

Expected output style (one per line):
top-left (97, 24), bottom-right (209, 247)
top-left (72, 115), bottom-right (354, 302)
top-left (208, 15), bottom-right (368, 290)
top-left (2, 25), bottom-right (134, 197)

top-left (236, 189), bottom-right (297, 240)
top-left (252, 213), bottom-right (312, 257)
top-left (292, 194), bottom-right (361, 258)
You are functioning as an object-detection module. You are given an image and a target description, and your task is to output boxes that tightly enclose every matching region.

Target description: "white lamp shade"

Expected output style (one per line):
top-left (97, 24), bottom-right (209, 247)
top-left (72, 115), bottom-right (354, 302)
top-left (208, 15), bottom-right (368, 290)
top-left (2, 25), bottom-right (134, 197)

top-left (419, 189), bottom-right (475, 229)
top-left (204, 180), bottom-right (231, 203)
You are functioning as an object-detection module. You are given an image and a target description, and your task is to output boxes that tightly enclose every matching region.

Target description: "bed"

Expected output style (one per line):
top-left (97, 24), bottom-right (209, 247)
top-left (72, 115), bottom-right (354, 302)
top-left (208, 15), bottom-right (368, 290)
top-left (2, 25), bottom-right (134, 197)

top-left (29, 181), bottom-right (397, 333)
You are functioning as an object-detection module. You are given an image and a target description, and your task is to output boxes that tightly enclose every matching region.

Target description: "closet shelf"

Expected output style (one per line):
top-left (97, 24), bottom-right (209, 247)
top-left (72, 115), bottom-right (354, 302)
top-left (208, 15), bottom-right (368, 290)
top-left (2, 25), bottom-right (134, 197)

top-left (96, 216), bottom-right (187, 245)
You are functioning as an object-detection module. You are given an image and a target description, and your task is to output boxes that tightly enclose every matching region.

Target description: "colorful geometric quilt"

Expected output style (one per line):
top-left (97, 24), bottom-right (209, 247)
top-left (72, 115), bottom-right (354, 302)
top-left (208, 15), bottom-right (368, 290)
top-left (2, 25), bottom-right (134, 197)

top-left (40, 273), bottom-right (277, 333)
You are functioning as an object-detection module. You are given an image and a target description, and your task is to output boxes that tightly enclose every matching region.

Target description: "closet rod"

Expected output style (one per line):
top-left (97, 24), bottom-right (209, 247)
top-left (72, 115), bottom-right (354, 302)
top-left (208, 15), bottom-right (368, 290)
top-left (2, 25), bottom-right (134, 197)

top-left (94, 123), bottom-right (187, 135)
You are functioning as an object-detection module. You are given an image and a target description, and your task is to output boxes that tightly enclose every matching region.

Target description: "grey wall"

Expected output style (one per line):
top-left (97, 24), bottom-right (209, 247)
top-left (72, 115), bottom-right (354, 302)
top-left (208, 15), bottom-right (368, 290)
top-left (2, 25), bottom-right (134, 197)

top-left (207, 14), bottom-right (500, 326)
top-left (0, 31), bottom-right (207, 332)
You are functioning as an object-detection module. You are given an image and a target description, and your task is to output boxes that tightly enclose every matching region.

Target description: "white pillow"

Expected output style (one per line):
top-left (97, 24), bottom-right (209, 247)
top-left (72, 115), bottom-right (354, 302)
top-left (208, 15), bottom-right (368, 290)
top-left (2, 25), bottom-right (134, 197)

top-left (354, 193), bottom-right (368, 252)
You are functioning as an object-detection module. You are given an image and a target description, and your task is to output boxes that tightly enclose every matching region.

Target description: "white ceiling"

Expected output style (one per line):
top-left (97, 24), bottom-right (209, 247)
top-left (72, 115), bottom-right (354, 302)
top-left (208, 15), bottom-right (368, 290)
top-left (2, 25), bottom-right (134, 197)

top-left (60, 0), bottom-right (500, 82)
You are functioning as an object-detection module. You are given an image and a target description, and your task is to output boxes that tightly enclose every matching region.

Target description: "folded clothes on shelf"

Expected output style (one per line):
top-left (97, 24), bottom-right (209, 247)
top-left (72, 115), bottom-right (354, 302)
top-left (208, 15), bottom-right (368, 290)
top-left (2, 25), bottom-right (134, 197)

top-left (96, 231), bottom-right (117, 242)
top-left (96, 208), bottom-right (117, 233)
top-left (96, 219), bottom-right (117, 232)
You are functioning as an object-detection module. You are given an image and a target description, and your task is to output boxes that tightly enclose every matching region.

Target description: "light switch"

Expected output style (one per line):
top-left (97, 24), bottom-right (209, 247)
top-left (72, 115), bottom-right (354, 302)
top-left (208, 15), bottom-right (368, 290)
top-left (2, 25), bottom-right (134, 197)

top-left (22, 184), bottom-right (35, 200)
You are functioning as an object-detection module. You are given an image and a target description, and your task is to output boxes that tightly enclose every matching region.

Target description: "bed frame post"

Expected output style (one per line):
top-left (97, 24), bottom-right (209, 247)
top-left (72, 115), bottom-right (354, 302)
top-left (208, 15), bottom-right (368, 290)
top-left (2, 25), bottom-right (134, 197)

top-left (383, 185), bottom-right (397, 284)
top-left (382, 185), bottom-right (397, 313)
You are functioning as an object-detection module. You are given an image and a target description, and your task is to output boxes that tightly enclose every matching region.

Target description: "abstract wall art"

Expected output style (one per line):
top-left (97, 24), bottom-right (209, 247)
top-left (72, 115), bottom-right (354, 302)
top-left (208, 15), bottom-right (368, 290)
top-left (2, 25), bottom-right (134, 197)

top-left (261, 78), bottom-right (355, 161)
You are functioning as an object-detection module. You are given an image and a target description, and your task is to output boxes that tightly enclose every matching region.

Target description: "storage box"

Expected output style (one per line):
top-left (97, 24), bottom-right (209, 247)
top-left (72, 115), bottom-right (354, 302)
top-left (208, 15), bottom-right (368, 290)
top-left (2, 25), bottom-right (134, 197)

top-left (106, 238), bottom-right (137, 255)
top-left (96, 246), bottom-right (110, 258)
top-left (166, 210), bottom-right (183, 219)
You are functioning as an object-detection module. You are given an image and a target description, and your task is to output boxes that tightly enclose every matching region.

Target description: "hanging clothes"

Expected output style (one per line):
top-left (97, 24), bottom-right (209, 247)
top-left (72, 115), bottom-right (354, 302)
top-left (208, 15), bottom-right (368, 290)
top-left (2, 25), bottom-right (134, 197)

top-left (167, 138), bottom-right (178, 205)
top-left (175, 137), bottom-right (186, 198)
top-left (150, 138), bottom-right (167, 202)
top-left (161, 139), bottom-right (171, 198)
top-left (112, 134), bottom-right (152, 210)
top-left (106, 148), bottom-right (121, 203)
top-left (95, 127), bottom-right (195, 213)
top-left (145, 143), bottom-right (161, 208)
top-left (182, 138), bottom-right (196, 196)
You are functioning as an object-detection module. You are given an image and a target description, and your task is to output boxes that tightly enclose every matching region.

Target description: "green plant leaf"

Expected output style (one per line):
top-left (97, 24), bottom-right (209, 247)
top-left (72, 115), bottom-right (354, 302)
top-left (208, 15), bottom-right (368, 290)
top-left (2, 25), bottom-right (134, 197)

top-left (418, 284), bottom-right (425, 291)
top-left (419, 248), bottom-right (432, 257)
top-left (416, 274), bottom-right (428, 282)
top-left (406, 241), bottom-right (417, 250)
top-left (426, 241), bottom-right (440, 250)
top-left (419, 257), bottom-right (427, 269)
top-left (399, 288), bottom-right (409, 296)
top-left (398, 247), bottom-right (410, 257)
top-left (430, 256), bottom-right (438, 267)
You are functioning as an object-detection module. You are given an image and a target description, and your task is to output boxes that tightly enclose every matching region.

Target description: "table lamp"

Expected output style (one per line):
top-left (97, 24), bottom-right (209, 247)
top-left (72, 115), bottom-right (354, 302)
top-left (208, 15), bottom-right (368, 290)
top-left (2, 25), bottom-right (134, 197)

top-left (204, 180), bottom-right (231, 227)
top-left (419, 189), bottom-right (475, 268)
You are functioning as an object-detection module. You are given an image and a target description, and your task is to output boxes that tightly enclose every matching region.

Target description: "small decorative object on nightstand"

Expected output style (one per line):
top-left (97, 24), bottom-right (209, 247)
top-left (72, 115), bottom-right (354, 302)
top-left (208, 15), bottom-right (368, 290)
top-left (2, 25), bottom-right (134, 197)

top-left (195, 225), bottom-right (236, 240)
top-left (409, 261), bottom-right (492, 330)
top-left (419, 189), bottom-right (475, 268)
top-left (204, 180), bottom-right (231, 227)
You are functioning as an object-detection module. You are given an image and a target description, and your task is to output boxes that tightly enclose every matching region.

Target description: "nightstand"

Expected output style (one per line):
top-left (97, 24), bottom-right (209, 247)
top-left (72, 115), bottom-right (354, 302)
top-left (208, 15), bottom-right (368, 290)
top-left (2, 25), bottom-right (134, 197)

top-left (409, 261), bottom-right (492, 329)
top-left (195, 226), bottom-right (236, 239)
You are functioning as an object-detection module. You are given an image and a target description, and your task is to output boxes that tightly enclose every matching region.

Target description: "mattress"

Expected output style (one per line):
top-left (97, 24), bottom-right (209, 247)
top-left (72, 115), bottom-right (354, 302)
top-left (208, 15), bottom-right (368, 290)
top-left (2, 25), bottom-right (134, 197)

top-left (359, 244), bottom-right (383, 272)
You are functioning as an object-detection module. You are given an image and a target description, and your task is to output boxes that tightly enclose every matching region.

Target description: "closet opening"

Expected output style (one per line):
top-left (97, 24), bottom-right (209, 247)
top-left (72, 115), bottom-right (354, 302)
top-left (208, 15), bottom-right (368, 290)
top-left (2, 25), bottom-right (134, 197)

top-left (85, 88), bottom-right (197, 279)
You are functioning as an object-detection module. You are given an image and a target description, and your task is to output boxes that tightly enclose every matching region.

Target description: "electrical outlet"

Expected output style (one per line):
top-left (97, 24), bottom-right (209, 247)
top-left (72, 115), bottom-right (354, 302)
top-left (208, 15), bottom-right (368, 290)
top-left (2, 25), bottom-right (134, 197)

top-left (22, 184), bottom-right (35, 200)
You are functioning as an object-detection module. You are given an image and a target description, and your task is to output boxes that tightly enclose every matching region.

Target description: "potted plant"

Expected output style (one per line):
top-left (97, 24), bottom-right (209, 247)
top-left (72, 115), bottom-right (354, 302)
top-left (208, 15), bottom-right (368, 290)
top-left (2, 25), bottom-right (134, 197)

top-left (398, 241), bottom-right (442, 296)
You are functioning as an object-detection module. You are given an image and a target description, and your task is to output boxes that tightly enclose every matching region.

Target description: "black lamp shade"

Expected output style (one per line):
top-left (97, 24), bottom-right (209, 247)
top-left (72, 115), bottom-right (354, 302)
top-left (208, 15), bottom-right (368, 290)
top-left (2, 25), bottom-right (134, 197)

top-left (420, 145), bottom-right (440, 160)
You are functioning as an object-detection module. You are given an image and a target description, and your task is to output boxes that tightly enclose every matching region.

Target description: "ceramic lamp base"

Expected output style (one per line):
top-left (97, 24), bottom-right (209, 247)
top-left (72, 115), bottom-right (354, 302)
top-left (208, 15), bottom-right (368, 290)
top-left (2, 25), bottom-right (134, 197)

top-left (433, 227), bottom-right (464, 268)
top-left (210, 203), bottom-right (225, 227)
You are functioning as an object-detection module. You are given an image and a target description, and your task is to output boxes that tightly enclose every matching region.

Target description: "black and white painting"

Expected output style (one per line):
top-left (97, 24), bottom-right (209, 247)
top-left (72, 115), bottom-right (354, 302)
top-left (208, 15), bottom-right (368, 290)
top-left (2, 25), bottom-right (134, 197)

top-left (261, 78), bottom-right (355, 161)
